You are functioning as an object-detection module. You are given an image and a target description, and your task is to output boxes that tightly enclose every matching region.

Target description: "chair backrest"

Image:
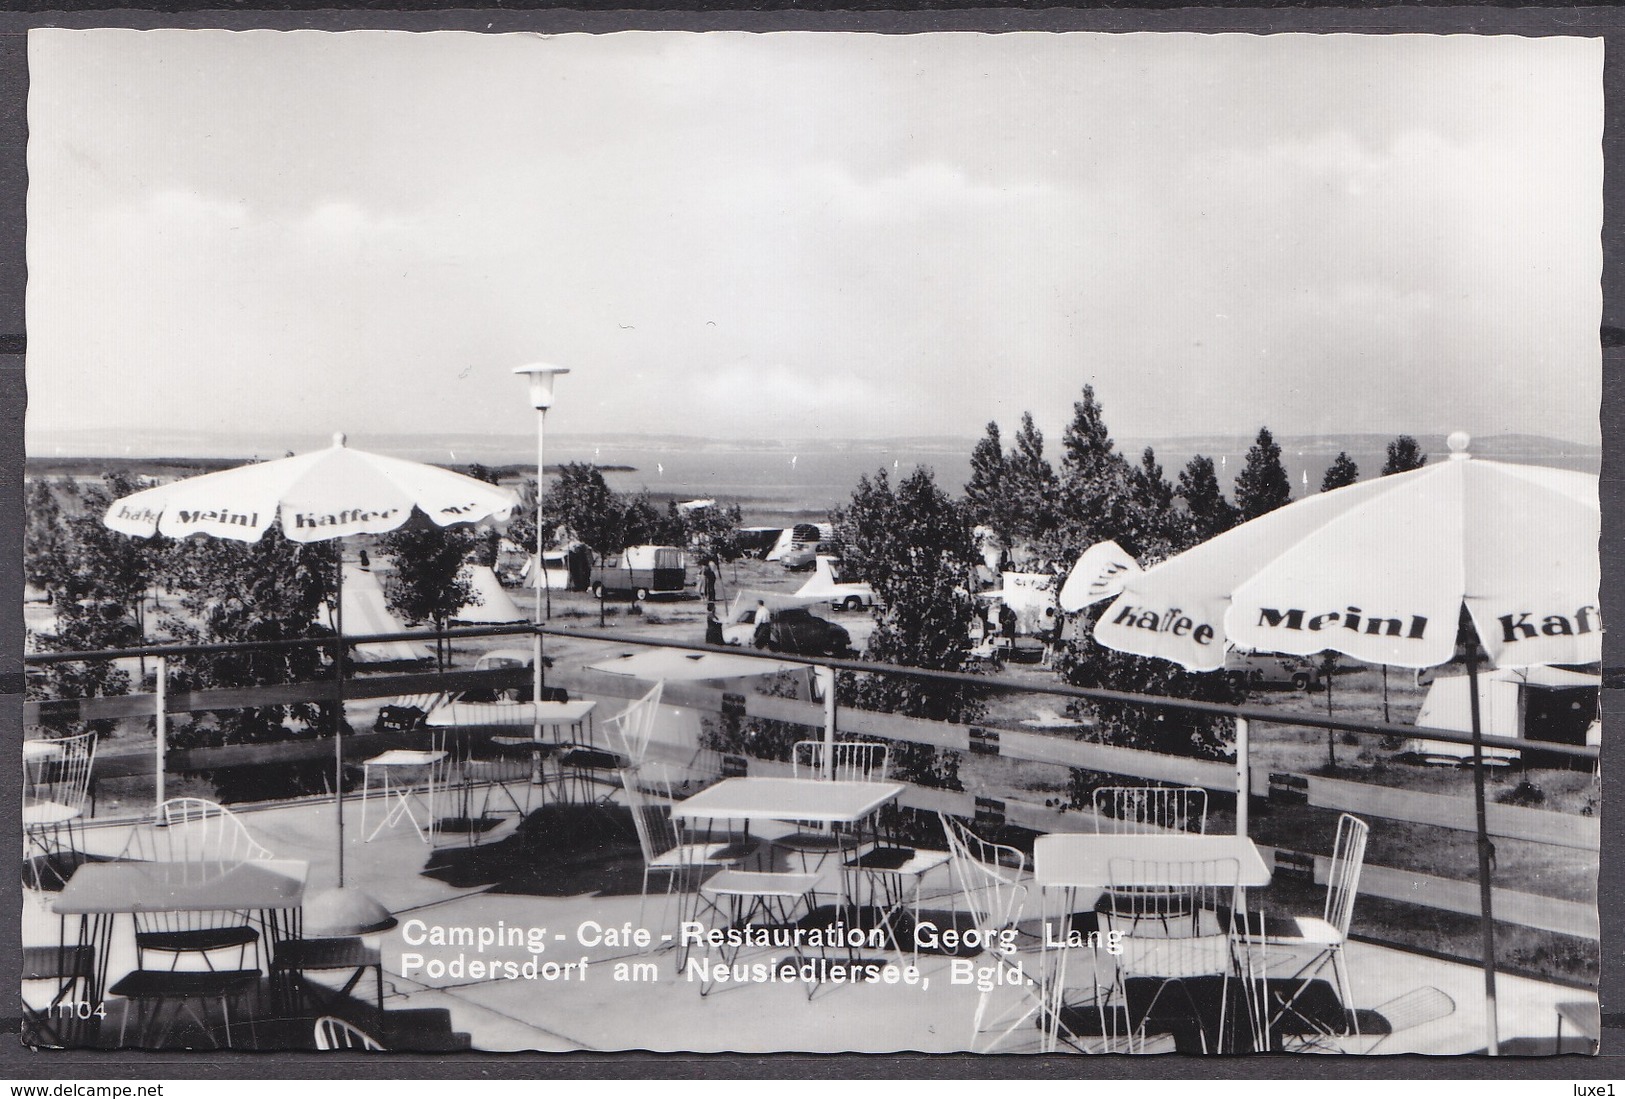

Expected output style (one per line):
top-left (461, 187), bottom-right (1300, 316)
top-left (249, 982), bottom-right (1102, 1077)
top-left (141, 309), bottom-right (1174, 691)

top-left (792, 740), bottom-right (890, 782)
top-left (607, 683), bottom-right (664, 764)
top-left (125, 798), bottom-right (274, 866)
top-left (1093, 786), bottom-right (1207, 835)
top-left (938, 813), bottom-right (1027, 932)
top-left (619, 766), bottom-right (680, 867)
top-left (24, 731), bottom-right (97, 813)
top-left (1105, 857), bottom-right (1242, 980)
top-left (1323, 813), bottom-right (1370, 935)
top-left (314, 1015), bottom-right (384, 1051)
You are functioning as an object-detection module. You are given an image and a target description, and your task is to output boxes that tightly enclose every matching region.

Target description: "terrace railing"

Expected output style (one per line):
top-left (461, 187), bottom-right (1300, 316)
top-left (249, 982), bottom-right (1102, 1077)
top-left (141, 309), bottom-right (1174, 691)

top-left (21, 622), bottom-right (1601, 963)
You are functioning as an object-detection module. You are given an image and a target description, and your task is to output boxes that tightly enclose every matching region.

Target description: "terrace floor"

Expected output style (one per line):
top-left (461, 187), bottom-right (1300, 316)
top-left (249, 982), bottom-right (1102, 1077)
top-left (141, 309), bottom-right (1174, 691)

top-left (22, 784), bottom-right (1598, 1057)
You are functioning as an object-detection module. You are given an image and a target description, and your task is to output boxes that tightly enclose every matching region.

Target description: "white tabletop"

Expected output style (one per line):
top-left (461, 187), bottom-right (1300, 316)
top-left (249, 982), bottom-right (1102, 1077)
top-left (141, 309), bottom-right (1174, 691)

top-left (1033, 832), bottom-right (1271, 890)
top-left (23, 740), bottom-right (63, 762)
top-left (671, 777), bottom-right (904, 825)
top-left (54, 858), bottom-right (310, 916)
top-left (426, 700), bottom-right (598, 727)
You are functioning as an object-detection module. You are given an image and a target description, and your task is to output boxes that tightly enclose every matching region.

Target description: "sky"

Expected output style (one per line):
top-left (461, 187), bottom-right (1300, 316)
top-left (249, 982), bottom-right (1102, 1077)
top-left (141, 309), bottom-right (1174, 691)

top-left (23, 30), bottom-right (1604, 451)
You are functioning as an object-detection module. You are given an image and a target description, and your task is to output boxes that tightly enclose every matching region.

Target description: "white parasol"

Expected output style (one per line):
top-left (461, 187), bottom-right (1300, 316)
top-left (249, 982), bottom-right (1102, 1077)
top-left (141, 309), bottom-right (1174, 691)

top-left (1075, 433), bottom-right (1600, 1053)
top-left (104, 433), bottom-right (519, 885)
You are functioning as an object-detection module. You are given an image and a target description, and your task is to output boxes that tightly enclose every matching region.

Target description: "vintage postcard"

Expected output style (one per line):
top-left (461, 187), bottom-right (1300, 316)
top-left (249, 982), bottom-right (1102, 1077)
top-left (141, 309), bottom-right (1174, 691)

top-left (18, 28), bottom-right (1602, 1056)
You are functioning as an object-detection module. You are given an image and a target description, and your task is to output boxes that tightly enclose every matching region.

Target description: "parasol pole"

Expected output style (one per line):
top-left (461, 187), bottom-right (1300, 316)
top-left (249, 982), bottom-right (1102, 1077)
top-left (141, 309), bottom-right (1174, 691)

top-left (334, 547), bottom-right (347, 887)
top-left (1462, 608), bottom-right (1499, 1054)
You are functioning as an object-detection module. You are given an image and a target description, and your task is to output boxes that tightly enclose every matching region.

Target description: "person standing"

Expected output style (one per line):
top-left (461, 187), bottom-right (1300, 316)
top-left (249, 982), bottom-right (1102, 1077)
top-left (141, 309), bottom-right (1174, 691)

top-left (700, 556), bottom-right (719, 615)
top-left (752, 599), bottom-right (775, 649)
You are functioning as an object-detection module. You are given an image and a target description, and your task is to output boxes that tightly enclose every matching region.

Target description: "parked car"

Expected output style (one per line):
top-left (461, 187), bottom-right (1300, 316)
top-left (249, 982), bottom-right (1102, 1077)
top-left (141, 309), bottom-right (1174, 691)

top-left (589, 545), bottom-right (688, 600)
top-left (1225, 651), bottom-right (1321, 692)
top-left (799, 555), bottom-right (878, 612)
top-left (780, 539), bottom-right (844, 572)
top-left (722, 604), bottom-right (853, 657)
top-left (460, 648), bottom-right (554, 702)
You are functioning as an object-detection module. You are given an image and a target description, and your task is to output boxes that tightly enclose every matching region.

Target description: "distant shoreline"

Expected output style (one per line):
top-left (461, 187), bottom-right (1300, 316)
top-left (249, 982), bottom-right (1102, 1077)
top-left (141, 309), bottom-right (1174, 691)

top-left (24, 456), bottom-right (639, 478)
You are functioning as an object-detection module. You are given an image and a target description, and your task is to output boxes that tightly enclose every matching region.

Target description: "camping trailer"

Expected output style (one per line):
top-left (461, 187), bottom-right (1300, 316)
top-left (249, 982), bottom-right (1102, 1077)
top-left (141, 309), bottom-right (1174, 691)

top-left (590, 545), bottom-right (688, 600)
top-left (1408, 665), bottom-right (1601, 768)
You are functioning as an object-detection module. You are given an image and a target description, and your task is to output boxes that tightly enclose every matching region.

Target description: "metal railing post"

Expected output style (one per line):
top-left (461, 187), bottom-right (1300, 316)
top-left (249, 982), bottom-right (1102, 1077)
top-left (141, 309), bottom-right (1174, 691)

top-left (1234, 715), bottom-right (1248, 837)
top-left (819, 665), bottom-right (837, 779)
top-left (154, 655), bottom-right (167, 808)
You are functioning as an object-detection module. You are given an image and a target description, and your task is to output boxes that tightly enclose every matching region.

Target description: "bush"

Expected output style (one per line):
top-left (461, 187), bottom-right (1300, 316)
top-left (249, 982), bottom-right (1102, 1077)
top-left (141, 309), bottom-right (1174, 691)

top-left (1497, 780), bottom-right (1545, 807)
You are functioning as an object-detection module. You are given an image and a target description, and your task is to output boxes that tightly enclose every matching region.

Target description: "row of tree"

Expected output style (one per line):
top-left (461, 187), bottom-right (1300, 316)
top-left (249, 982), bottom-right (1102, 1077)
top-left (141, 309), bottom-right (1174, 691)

top-left (829, 383), bottom-right (1430, 799)
top-left (22, 460), bottom-right (747, 751)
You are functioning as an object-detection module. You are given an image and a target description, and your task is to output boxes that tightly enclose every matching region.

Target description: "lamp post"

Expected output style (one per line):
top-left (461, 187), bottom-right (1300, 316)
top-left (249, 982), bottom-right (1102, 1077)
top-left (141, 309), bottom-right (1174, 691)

top-left (514, 364), bottom-right (570, 754)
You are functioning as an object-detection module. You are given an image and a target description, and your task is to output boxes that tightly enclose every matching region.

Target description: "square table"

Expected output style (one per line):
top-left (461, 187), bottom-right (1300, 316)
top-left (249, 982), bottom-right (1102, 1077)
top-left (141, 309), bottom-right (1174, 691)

top-left (425, 699), bottom-right (597, 743)
top-left (1032, 833), bottom-right (1271, 1052)
top-left (1033, 832), bottom-right (1272, 891)
top-left (52, 858), bottom-right (310, 1006)
top-left (670, 778), bottom-right (908, 972)
top-left (670, 777), bottom-right (905, 827)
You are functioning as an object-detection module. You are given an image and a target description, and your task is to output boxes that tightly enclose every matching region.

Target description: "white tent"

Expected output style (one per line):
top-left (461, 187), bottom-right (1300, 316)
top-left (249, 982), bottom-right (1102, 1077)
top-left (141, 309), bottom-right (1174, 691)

top-left (765, 522), bottom-right (831, 562)
top-left (977, 572), bottom-right (1058, 634)
top-left (454, 565), bottom-right (526, 624)
top-left (520, 548), bottom-right (576, 589)
top-left (1409, 665), bottom-right (1601, 763)
top-left (316, 565), bottom-right (430, 664)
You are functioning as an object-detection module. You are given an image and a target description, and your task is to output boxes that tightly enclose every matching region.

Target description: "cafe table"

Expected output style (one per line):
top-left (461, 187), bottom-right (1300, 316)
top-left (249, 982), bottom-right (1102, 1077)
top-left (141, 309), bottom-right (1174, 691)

top-left (425, 699), bottom-right (601, 811)
top-left (51, 858), bottom-right (310, 1006)
top-left (1031, 832), bottom-right (1272, 1052)
top-left (668, 778), bottom-right (907, 965)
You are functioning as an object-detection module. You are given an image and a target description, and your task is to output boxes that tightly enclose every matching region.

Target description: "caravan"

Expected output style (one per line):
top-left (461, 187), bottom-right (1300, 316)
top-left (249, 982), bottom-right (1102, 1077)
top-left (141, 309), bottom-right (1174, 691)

top-left (1407, 665), bottom-right (1601, 768)
top-left (589, 545), bottom-right (688, 601)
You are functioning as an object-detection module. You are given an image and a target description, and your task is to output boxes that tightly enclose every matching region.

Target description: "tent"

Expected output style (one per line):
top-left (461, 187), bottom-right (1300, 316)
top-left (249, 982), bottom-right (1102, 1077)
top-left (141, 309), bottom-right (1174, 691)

top-left (977, 572), bottom-right (1058, 635)
top-left (316, 565), bottom-right (431, 664)
top-left (454, 565), bottom-right (526, 624)
top-left (765, 522), bottom-right (831, 562)
top-left (1410, 666), bottom-right (1601, 765)
top-left (736, 527), bottom-right (782, 559)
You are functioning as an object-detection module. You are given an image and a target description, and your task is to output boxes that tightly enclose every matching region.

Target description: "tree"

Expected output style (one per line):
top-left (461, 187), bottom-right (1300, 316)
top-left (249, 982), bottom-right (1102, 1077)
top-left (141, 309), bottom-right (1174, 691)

top-left (1175, 455), bottom-right (1239, 546)
top-left (1003, 413), bottom-right (1059, 546)
top-left (1124, 446), bottom-right (1181, 561)
top-left (1049, 385), bottom-right (1136, 563)
top-left (29, 473), bottom-right (163, 689)
top-left (1321, 451), bottom-right (1360, 493)
top-left (835, 467), bottom-right (980, 791)
top-left (159, 527), bottom-right (340, 799)
top-left (1382, 435), bottom-right (1428, 476)
top-left (463, 464), bottom-right (504, 568)
top-left (1059, 384), bottom-right (1117, 482)
top-left (23, 478), bottom-right (67, 597)
top-left (546, 463), bottom-right (625, 625)
top-left (1233, 427), bottom-right (1293, 521)
top-left (679, 500), bottom-right (745, 564)
top-left (380, 524), bottom-right (477, 670)
top-left (962, 420), bottom-right (1005, 530)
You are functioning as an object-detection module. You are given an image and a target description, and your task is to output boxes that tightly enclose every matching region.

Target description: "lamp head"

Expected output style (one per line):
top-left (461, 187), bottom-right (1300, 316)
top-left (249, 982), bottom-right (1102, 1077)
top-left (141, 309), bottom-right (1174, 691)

top-left (513, 363), bottom-right (571, 410)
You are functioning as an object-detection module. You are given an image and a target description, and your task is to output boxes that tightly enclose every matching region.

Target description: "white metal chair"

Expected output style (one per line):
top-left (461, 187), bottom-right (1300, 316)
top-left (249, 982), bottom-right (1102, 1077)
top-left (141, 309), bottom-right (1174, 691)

top-left (120, 798), bottom-right (275, 972)
top-left (1243, 812), bottom-right (1370, 1047)
top-left (1103, 856), bottom-right (1250, 1054)
top-left (620, 766), bottom-right (751, 938)
top-left (360, 729), bottom-right (453, 843)
top-left (690, 867), bottom-right (822, 997)
top-left (561, 683), bottom-right (662, 801)
top-left (775, 741), bottom-right (891, 872)
top-left (1093, 785), bottom-right (1208, 835)
top-left (22, 731), bottom-right (97, 892)
top-left (313, 1014), bottom-right (384, 1050)
top-left (939, 813), bottom-right (1045, 1052)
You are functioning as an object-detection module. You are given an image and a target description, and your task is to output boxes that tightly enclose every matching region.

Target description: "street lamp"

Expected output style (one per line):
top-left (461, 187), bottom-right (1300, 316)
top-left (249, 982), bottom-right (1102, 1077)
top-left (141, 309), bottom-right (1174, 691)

top-left (513, 364), bottom-right (570, 746)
